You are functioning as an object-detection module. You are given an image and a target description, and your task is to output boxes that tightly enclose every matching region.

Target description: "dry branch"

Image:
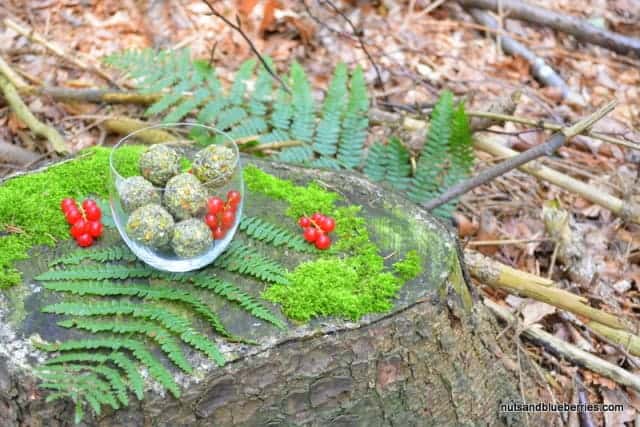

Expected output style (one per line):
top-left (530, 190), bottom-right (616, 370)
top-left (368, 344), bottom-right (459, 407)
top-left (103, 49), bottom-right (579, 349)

top-left (422, 100), bottom-right (617, 212)
top-left (465, 250), bottom-right (630, 331)
top-left (458, 0), bottom-right (640, 57)
top-left (474, 135), bottom-right (640, 224)
top-left (102, 117), bottom-right (176, 144)
top-left (484, 298), bottom-right (640, 393)
top-left (3, 18), bottom-right (118, 86)
top-left (466, 9), bottom-right (569, 98)
top-left (0, 74), bottom-right (68, 154)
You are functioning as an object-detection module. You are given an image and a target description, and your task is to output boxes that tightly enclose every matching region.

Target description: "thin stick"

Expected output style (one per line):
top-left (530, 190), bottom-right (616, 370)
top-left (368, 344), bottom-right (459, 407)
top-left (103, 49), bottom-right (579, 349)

top-left (0, 74), bottom-right (68, 154)
top-left (467, 238), bottom-right (550, 247)
top-left (319, 0), bottom-right (385, 89)
top-left (422, 100), bottom-right (617, 212)
top-left (484, 298), bottom-right (640, 393)
top-left (4, 18), bottom-right (118, 87)
top-left (199, 0), bottom-right (291, 94)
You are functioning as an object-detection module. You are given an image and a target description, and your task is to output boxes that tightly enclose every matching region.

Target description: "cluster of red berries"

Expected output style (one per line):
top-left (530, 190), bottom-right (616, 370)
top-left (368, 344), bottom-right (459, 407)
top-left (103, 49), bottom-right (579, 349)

top-left (204, 190), bottom-right (241, 240)
top-left (60, 198), bottom-right (104, 247)
top-left (298, 213), bottom-right (335, 250)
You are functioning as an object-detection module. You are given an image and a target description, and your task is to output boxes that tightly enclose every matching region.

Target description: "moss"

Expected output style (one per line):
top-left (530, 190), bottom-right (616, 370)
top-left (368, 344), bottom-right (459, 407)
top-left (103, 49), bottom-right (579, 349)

top-left (393, 250), bottom-right (423, 281)
top-left (247, 166), bottom-right (416, 322)
top-left (0, 146), bottom-right (143, 288)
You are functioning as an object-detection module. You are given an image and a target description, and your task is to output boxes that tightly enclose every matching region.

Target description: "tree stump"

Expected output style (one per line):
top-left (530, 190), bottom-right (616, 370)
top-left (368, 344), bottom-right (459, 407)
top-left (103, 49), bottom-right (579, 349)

top-left (0, 155), bottom-right (534, 426)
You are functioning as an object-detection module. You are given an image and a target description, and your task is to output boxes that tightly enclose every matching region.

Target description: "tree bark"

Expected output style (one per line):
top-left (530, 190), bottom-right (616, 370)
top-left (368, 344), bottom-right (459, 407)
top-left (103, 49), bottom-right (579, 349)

top-left (0, 157), bottom-right (542, 426)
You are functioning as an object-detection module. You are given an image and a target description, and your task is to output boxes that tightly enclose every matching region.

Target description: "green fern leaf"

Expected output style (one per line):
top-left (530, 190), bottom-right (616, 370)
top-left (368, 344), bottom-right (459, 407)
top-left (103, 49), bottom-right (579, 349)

top-left (337, 66), bottom-right (369, 169)
top-left (363, 141), bottom-right (387, 182)
top-left (228, 59), bottom-right (256, 105)
top-left (213, 241), bottom-right (289, 285)
top-left (58, 318), bottom-right (192, 374)
top-left (49, 245), bottom-right (137, 266)
top-left (289, 62), bottom-right (315, 143)
top-left (239, 216), bottom-right (314, 253)
top-left (248, 60), bottom-right (274, 116)
top-left (37, 338), bottom-right (181, 398)
top-left (277, 145), bottom-right (313, 164)
top-left (37, 264), bottom-right (153, 281)
top-left (313, 63), bottom-right (347, 156)
top-left (162, 87), bottom-right (209, 123)
top-left (216, 106), bottom-right (248, 130)
top-left (191, 275), bottom-right (286, 329)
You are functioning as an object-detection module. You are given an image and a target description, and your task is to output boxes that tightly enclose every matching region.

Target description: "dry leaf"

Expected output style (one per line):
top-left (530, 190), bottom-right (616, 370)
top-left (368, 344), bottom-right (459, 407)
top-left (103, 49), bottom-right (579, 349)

top-left (476, 211), bottom-right (500, 256)
top-left (453, 213), bottom-right (477, 238)
top-left (259, 0), bottom-right (282, 33)
top-left (521, 301), bottom-right (556, 327)
top-left (602, 388), bottom-right (635, 427)
top-left (238, 0), bottom-right (260, 16)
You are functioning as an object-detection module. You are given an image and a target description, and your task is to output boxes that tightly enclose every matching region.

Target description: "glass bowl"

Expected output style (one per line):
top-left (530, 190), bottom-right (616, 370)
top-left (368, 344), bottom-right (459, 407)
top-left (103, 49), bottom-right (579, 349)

top-left (109, 123), bottom-right (243, 272)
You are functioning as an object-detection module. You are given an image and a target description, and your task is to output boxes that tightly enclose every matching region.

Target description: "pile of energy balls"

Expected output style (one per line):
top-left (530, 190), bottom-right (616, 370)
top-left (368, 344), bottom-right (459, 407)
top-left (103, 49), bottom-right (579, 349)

top-left (118, 142), bottom-right (238, 258)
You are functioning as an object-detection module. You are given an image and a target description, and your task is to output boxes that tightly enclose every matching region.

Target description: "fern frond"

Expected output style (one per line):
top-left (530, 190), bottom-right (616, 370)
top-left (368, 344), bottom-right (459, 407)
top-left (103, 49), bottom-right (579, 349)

top-left (43, 280), bottom-right (234, 340)
top-left (45, 351), bottom-right (144, 400)
top-left (191, 275), bottom-right (286, 329)
top-left (277, 145), bottom-right (313, 164)
top-left (267, 88), bottom-right (292, 134)
top-left (58, 318), bottom-right (192, 374)
top-left (213, 241), bottom-right (289, 285)
top-left (311, 156), bottom-right (343, 170)
top-left (363, 141), bottom-right (387, 182)
top-left (163, 87), bottom-right (209, 123)
top-left (42, 301), bottom-right (225, 367)
top-left (37, 264), bottom-right (153, 281)
top-left (449, 102), bottom-right (474, 176)
top-left (408, 90), bottom-right (454, 203)
top-left (228, 59), bottom-right (256, 105)
top-left (289, 62), bottom-right (315, 143)
top-left (337, 66), bottom-right (369, 169)
top-left (239, 216), bottom-right (314, 252)
top-left (49, 245), bottom-right (136, 266)
top-left (38, 369), bottom-right (120, 410)
top-left (37, 338), bottom-right (181, 397)
top-left (248, 60), bottom-right (274, 116)
top-left (313, 63), bottom-right (347, 156)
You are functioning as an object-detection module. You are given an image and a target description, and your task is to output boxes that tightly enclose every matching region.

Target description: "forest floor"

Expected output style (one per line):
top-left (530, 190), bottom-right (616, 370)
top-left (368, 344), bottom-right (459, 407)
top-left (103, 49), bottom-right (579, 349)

top-left (1, 0), bottom-right (640, 425)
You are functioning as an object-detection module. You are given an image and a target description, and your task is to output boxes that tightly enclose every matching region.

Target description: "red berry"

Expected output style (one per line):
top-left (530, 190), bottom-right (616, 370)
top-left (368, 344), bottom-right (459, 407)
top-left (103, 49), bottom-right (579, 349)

top-left (70, 219), bottom-right (88, 238)
top-left (76, 233), bottom-right (93, 247)
top-left (319, 217), bottom-right (336, 233)
top-left (213, 226), bottom-right (226, 239)
top-left (84, 204), bottom-right (101, 221)
top-left (82, 199), bottom-right (97, 211)
top-left (311, 212), bottom-right (324, 223)
top-left (204, 213), bottom-right (218, 229)
top-left (303, 227), bottom-right (319, 243)
top-left (87, 220), bottom-right (103, 238)
top-left (221, 210), bottom-right (235, 228)
top-left (227, 190), bottom-right (241, 204)
top-left (208, 197), bottom-right (225, 214)
top-left (65, 208), bottom-right (82, 224)
top-left (61, 198), bottom-right (77, 212)
top-left (298, 217), bottom-right (311, 228)
top-left (315, 233), bottom-right (331, 250)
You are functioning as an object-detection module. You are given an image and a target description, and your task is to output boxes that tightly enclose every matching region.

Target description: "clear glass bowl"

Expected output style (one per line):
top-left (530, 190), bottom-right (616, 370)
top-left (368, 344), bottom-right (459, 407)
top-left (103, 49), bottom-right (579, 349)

top-left (109, 123), bottom-right (243, 272)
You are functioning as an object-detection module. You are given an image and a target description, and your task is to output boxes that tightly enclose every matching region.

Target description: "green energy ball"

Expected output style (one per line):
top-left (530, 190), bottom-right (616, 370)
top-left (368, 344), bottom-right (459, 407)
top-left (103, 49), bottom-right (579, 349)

top-left (163, 173), bottom-right (208, 220)
top-left (192, 144), bottom-right (236, 188)
top-left (139, 144), bottom-right (180, 186)
top-left (118, 176), bottom-right (161, 213)
top-left (171, 218), bottom-right (213, 258)
top-left (126, 204), bottom-right (174, 248)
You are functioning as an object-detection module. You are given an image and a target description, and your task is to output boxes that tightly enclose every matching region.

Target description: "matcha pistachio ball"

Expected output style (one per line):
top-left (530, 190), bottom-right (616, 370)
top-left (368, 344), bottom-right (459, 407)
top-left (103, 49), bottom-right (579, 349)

top-left (171, 218), bottom-right (213, 258)
top-left (163, 173), bottom-right (208, 220)
top-left (139, 144), bottom-right (180, 186)
top-left (192, 144), bottom-right (237, 188)
top-left (117, 176), bottom-right (161, 213)
top-left (125, 204), bottom-right (174, 248)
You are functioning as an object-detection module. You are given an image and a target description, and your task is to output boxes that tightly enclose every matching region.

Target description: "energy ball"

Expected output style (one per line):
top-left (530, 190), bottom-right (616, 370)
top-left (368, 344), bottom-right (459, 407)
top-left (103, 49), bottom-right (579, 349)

top-left (139, 144), bottom-right (180, 186)
top-left (125, 204), bottom-right (174, 249)
top-left (117, 176), bottom-right (161, 213)
top-left (192, 144), bottom-right (237, 188)
top-left (163, 173), bottom-right (208, 220)
top-left (171, 218), bottom-right (213, 257)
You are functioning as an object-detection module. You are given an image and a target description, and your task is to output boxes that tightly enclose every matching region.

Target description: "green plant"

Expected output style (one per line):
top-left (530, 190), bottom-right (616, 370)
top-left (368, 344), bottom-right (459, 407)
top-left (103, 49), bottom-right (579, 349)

top-left (104, 50), bottom-right (474, 217)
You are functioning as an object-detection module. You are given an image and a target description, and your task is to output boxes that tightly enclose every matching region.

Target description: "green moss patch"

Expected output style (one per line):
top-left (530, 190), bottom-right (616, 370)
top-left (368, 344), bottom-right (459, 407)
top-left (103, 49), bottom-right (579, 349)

top-left (0, 146), bottom-right (143, 288)
top-left (245, 165), bottom-right (423, 322)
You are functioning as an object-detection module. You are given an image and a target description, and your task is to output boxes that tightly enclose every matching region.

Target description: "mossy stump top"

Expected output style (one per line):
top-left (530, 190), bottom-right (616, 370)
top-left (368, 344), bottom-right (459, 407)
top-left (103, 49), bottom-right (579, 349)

top-left (0, 148), bottom-right (528, 427)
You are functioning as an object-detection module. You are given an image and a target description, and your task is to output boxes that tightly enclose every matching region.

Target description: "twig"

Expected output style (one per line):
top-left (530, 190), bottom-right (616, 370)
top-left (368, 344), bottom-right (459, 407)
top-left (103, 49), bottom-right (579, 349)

top-left (484, 298), bottom-right (640, 392)
top-left (318, 0), bottom-right (385, 89)
top-left (3, 18), bottom-right (118, 87)
top-left (0, 74), bottom-right (68, 154)
top-left (466, 250), bottom-right (630, 330)
top-left (467, 237), bottom-right (550, 246)
top-left (457, 0), bottom-right (640, 57)
top-left (466, 8), bottom-right (570, 98)
top-left (199, 0), bottom-right (291, 94)
top-left (102, 117), bottom-right (176, 144)
top-left (0, 56), bottom-right (28, 90)
top-left (422, 100), bottom-right (617, 212)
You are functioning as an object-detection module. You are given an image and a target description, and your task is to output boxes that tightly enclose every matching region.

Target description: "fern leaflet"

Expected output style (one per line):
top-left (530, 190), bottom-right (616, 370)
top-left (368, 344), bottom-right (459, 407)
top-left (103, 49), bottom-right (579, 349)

top-left (239, 216), bottom-right (314, 253)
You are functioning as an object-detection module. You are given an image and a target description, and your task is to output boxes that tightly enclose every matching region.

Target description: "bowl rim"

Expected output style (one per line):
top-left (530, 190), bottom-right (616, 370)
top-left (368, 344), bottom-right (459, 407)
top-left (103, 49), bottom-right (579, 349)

top-left (109, 122), bottom-right (239, 185)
